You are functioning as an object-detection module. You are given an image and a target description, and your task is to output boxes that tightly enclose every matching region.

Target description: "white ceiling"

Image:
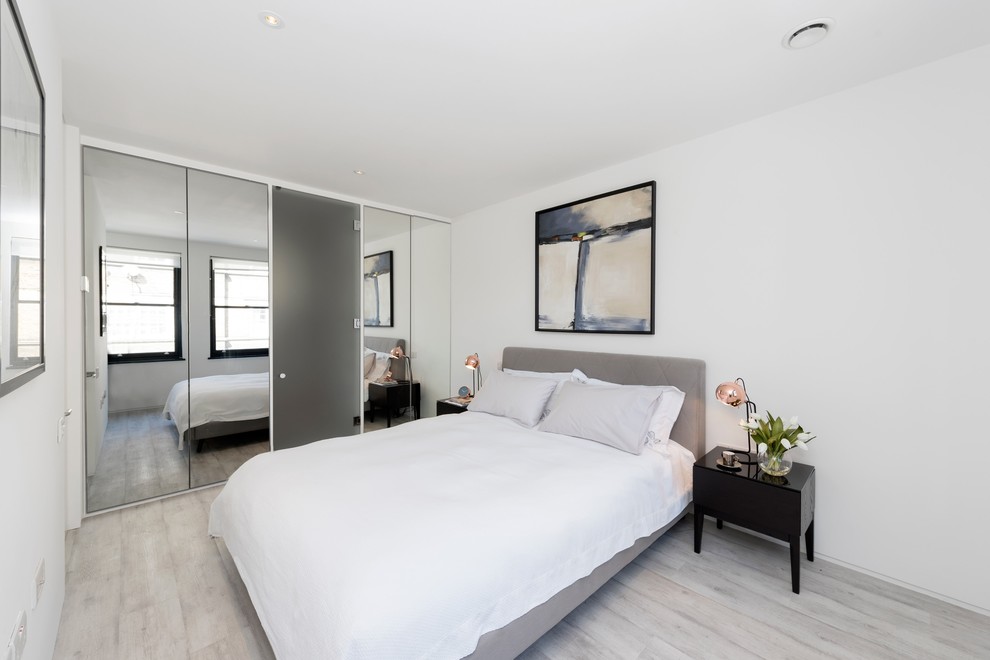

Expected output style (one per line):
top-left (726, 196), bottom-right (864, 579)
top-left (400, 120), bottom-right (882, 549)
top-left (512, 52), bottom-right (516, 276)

top-left (53, 1), bottom-right (990, 218)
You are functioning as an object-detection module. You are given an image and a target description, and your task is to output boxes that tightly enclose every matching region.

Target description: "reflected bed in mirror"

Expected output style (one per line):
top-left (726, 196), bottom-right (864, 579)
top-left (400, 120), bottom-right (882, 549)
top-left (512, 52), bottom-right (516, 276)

top-left (0, 0), bottom-right (46, 397)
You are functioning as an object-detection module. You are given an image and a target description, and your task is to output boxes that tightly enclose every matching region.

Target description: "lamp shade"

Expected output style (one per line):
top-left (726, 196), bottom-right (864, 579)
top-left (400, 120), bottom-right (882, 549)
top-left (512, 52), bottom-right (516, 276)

top-left (464, 353), bottom-right (480, 370)
top-left (715, 380), bottom-right (747, 407)
top-left (390, 346), bottom-right (405, 359)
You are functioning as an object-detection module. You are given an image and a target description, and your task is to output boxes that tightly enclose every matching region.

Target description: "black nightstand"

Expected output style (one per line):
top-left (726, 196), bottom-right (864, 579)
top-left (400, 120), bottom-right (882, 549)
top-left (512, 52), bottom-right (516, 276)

top-left (693, 445), bottom-right (815, 594)
top-left (368, 381), bottom-right (420, 428)
top-left (437, 398), bottom-right (470, 416)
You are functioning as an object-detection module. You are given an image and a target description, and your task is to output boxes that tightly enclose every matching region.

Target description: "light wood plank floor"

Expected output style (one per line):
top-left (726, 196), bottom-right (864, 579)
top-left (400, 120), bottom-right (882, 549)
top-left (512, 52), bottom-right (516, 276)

top-left (56, 487), bottom-right (989, 659)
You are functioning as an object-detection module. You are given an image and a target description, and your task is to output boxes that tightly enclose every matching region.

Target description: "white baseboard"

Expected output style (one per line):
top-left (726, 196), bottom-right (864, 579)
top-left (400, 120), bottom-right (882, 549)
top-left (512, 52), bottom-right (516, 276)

top-left (702, 514), bottom-right (990, 617)
top-left (811, 550), bottom-right (990, 618)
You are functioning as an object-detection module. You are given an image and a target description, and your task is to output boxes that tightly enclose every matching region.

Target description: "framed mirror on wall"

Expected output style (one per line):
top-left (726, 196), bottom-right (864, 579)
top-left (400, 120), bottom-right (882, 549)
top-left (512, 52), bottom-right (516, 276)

top-left (0, 0), bottom-right (46, 397)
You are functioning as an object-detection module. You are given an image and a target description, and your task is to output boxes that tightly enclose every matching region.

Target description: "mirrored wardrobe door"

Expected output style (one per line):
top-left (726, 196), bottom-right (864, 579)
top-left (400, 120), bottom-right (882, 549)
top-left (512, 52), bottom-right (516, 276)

top-left (83, 147), bottom-right (190, 512)
top-left (362, 208), bottom-right (413, 429)
top-left (410, 216), bottom-right (451, 413)
top-left (187, 169), bottom-right (270, 487)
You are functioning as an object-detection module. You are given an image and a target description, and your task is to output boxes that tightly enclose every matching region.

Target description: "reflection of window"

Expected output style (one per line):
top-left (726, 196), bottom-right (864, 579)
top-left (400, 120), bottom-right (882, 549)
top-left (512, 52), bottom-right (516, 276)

top-left (104, 247), bottom-right (182, 363)
top-left (10, 255), bottom-right (42, 366)
top-left (210, 257), bottom-right (269, 359)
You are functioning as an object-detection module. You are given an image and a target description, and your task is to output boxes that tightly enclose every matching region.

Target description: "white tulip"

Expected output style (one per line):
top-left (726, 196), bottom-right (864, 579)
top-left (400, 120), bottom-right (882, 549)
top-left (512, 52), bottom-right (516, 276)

top-left (758, 442), bottom-right (768, 454)
top-left (738, 419), bottom-right (758, 430)
top-left (781, 438), bottom-right (792, 450)
top-left (786, 416), bottom-right (799, 430)
top-left (795, 440), bottom-right (809, 450)
top-left (797, 432), bottom-right (813, 441)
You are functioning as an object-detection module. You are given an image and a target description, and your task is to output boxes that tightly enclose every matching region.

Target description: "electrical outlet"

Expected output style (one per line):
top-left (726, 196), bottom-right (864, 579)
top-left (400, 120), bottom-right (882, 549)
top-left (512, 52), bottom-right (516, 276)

top-left (31, 559), bottom-right (45, 609)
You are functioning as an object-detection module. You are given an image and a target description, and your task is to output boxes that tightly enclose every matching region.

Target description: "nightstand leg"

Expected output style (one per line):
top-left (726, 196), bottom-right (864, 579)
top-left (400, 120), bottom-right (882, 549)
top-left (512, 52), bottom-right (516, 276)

top-left (790, 535), bottom-right (800, 594)
top-left (694, 510), bottom-right (703, 553)
top-left (716, 518), bottom-right (723, 529)
top-left (806, 520), bottom-right (814, 561)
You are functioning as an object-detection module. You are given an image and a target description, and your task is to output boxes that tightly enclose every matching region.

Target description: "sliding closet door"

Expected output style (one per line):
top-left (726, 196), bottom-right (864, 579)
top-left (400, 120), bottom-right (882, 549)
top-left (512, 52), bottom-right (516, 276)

top-left (271, 187), bottom-right (360, 450)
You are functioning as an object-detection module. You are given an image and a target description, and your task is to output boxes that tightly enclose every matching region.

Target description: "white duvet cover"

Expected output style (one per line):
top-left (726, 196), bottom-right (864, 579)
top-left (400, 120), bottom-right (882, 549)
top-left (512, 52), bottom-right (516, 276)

top-left (208, 411), bottom-right (694, 660)
top-left (163, 372), bottom-right (269, 449)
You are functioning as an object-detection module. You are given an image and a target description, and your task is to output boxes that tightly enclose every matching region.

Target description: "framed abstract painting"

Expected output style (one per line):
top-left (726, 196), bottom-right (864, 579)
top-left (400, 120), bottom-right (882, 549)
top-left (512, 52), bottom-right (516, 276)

top-left (535, 182), bottom-right (655, 334)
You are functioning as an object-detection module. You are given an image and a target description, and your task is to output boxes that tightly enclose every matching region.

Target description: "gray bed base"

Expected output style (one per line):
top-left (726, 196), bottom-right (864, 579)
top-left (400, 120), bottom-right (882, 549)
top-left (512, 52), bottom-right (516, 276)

top-left (187, 416), bottom-right (270, 452)
top-left (465, 346), bottom-right (706, 660)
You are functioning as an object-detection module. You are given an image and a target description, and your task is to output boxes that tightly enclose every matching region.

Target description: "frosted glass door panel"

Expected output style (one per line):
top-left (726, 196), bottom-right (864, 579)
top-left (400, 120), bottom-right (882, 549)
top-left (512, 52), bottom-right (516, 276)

top-left (272, 187), bottom-right (360, 450)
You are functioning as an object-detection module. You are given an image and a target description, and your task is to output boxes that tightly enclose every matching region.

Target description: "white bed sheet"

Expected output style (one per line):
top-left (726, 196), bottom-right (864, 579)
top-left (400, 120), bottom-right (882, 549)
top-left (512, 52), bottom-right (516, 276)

top-left (163, 372), bottom-right (269, 450)
top-left (208, 411), bottom-right (694, 660)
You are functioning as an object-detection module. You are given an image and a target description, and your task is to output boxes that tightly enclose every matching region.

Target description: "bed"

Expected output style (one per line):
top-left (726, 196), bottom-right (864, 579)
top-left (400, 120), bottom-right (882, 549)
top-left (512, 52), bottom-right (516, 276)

top-left (208, 347), bottom-right (705, 659)
top-left (163, 372), bottom-right (270, 452)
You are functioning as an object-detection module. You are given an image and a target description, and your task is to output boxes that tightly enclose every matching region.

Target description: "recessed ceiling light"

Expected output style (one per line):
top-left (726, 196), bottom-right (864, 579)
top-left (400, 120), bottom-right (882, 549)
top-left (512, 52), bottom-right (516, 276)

top-left (783, 18), bottom-right (834, 50)
top-left (354, 170), bottom-right (365, 175)
top-left (259, 11), bottom-right (284, 29)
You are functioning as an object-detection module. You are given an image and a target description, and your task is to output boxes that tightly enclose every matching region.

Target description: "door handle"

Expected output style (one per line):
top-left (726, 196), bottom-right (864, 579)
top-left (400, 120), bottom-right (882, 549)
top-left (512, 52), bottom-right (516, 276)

top-left (86, 369), bottom-right (99, 378)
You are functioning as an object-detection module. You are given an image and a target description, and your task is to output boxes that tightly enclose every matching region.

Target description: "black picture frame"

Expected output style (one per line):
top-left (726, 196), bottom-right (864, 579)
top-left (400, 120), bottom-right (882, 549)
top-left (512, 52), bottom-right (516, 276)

top-left (0, 0), bottom-right (46, 397)
top-left (535, 182), bottom-right (656, 334)
top-left (363, 250), bottom-right (393, 328)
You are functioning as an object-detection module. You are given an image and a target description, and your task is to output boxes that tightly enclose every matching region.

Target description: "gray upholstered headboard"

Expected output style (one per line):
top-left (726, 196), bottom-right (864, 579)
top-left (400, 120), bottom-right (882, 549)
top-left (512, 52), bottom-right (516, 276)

top-left (365, 337), bottom-right (407, 379)
top-left (501, 347), bottom-right (706, 458)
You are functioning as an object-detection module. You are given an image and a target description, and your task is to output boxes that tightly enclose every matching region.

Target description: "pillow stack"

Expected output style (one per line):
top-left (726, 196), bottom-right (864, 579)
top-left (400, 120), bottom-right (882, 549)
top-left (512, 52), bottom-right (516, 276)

top-left (465, 366), bottom-right (686, 455)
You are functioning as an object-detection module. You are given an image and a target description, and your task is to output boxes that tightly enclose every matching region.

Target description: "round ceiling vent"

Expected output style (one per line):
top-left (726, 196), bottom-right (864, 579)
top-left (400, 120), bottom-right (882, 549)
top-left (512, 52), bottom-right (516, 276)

top-left (783, 18), bottom-right (834, 50)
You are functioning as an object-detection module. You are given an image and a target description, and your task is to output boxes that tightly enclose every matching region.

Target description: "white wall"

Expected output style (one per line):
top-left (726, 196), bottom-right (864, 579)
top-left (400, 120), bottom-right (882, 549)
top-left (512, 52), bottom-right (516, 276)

top-left (82, 172), bottom-right (107, 476)
top-left (0, 1), bottom-right (67, 659)
top-left (451, 45), bottom-right (990, 612)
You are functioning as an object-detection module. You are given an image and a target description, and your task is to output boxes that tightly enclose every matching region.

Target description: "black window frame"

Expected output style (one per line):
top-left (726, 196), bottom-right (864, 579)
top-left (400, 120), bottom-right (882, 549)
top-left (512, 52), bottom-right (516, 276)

top-left (104, 249), bottom-right (184, 365)
top-left (209, 257), bottom-right (269, 360)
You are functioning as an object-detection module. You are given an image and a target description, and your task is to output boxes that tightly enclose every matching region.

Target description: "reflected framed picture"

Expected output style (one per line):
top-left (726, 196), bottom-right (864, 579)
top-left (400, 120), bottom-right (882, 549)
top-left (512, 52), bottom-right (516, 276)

top-left (536, 182), bottom-right (655, 334)
top-left (1, 0), bottom-right (46, 397)
top-left (363, 250), bottom-right (393, 327)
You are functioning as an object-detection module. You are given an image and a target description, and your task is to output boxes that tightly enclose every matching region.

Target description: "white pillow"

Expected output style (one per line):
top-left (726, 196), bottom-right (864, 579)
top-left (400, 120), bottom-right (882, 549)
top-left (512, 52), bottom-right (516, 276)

top-left (467, 369), bottom-right (560, 427)
top-left (366, 351), bottom-right (391, 382)
top-left (503, 368), bottom-right (581, 418)
top-left (571, 369), bottom-right (686, 444)
top-left (539, 381), bottom-right (660, 454)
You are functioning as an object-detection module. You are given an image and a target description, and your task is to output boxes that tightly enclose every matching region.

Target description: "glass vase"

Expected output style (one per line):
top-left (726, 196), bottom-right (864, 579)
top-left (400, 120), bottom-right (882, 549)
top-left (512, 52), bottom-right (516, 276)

top-left (758, 450), bottom-right (793, 476)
